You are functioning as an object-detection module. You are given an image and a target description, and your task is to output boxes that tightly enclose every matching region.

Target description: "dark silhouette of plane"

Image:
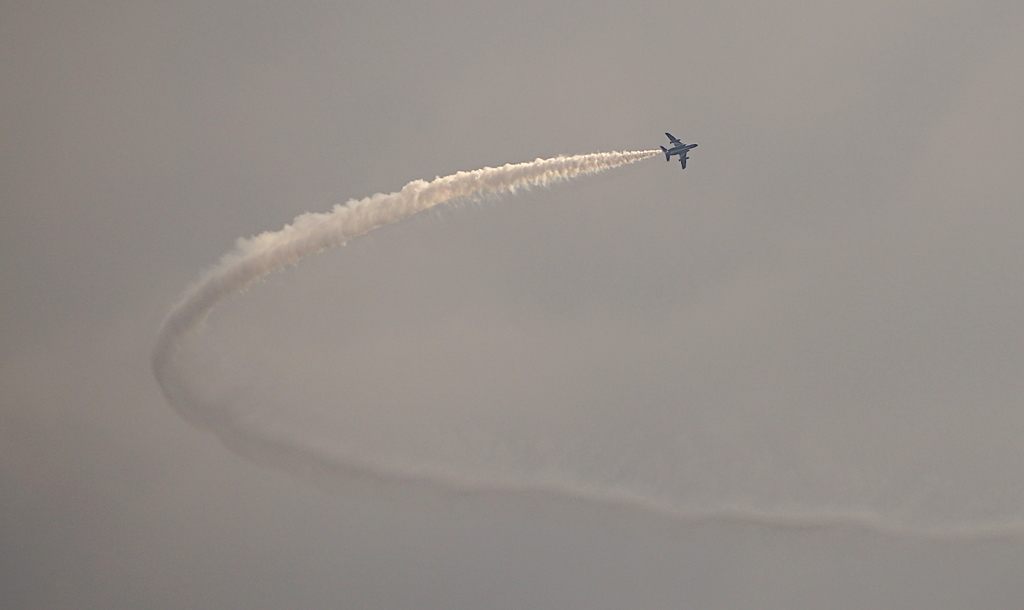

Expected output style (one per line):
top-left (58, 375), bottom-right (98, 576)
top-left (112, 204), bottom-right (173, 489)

top-left (660, 133), bottom-right (697, 169)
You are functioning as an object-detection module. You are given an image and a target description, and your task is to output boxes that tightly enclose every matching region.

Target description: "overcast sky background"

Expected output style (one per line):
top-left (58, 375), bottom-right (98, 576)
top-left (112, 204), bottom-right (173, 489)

top-left (4, 1), bottom-right (1024, 608)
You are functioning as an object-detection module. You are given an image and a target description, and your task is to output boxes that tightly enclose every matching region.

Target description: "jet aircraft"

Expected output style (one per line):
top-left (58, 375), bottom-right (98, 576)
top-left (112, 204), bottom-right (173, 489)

top-left (660, 133), bottom-right (697, 169)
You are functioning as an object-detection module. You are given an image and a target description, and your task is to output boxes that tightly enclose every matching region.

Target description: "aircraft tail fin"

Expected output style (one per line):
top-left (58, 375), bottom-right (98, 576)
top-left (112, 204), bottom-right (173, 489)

top-left (660, 146), bottom-right (669, 161)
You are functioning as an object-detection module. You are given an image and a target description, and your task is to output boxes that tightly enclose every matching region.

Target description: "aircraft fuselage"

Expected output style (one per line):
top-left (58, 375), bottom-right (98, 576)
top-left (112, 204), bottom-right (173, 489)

top-left (663, 143), bottom-right (697, 157)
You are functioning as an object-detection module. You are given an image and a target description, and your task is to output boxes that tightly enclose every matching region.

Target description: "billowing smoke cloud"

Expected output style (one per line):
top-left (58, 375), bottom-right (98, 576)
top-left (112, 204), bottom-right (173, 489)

top-left (152, 150), bottom-right (661, 490)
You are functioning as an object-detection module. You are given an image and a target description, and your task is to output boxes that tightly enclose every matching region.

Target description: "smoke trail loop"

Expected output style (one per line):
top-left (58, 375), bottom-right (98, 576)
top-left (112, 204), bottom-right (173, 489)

top-left (150, 148), bottom-right (1024, 539)
top-left (153, 150), bottom-right (656, 439)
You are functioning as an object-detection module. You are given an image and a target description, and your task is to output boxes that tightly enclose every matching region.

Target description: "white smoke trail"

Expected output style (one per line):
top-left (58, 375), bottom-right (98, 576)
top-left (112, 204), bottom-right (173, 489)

top-left (152, 150), bottom-right (657, 459)
top-left (150, 149), bottom-right (1024, 540)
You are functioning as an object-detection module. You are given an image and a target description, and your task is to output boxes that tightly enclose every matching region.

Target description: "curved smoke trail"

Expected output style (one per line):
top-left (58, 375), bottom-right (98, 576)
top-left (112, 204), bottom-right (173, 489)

top-left (152, 149), bottom-right (1024, 539)
top-left (152, 149), bottom-right (658, 483)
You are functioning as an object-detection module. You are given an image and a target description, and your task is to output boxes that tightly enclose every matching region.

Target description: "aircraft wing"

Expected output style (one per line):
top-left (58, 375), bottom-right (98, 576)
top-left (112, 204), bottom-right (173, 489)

top-left (665, 132), bottom-right (682, 145)
top-left (679, 155), bottom-right (687, 169)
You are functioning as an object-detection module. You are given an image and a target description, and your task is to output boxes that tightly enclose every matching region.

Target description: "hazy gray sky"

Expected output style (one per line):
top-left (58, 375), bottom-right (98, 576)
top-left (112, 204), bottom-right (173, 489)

top-left (3, 1), bottom-right (1024, 608)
